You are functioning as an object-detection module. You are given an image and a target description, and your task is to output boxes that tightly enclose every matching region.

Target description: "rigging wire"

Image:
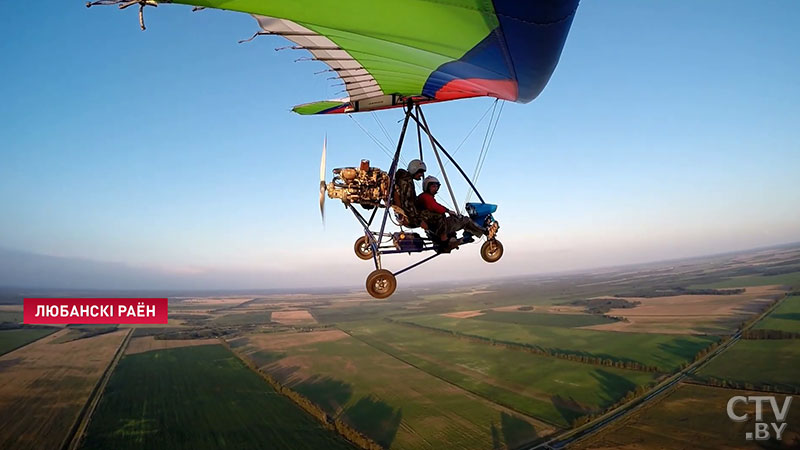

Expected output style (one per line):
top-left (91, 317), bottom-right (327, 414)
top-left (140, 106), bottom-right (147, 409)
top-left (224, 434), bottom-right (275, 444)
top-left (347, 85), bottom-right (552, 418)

top-left (348, 114), bottom-right (407, 167)
top-left (371, 112), bottom-right (394, 149)
top-left (466, 100), bottom-right (504, 203)
top-left (456, 99), bottom-right (498, 156)
top-left (430, 98), bottom-right (498, 180)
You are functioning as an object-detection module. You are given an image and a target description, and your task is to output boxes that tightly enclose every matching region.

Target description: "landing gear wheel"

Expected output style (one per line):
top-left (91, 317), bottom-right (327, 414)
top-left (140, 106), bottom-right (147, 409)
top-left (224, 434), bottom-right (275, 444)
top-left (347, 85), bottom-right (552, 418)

top-left (480, 239), bottom-right (503, 263)
top-left (365, 269), bottom-right (397, 299)
top-left (354, 236), bottom-right (374, 260)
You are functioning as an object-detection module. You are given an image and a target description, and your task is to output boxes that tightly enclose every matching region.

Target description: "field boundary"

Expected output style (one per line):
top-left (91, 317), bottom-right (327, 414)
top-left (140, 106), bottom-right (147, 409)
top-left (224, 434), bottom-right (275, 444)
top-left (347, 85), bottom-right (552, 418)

top-left (387, 319), bottom-right (664, 372)
top-left (0, 326), bottom-right (59, 357)
top-left (220, 337), bottom-right (383, 450)
top-left (537, 291), bottom-right (790, 449)
top-left (62, 328), bottom-right (133, 450)
top-left (681, 378), bottom-right (799, 395)
top-left (339, 327), bottom-right (562, 432)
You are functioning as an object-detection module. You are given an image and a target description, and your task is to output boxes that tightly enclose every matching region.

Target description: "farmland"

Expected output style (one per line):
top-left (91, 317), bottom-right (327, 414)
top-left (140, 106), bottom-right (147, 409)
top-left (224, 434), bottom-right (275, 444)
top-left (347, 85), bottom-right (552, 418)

top-left (582, 286), bottom-right (780, 334)
top-left (397, 314), bottom-right (719, 372)
top-left (573, 383), bottom-right (800, 449)
top-left (211, 311), bottom-right (272, 326)
top-left (756, 294), bottom-right (800, 333)
top-left (0, 327), bottom-right (57, 355)
top-left (81, 344), bottom-right (353, 450)
top-left (473, 310), bottom-right (617, 328)
top-left (694, 339), bottom-right (800, 393)
top-left (0, 308), bottom-right (24, 323)
top-left (124, 335), bottom-right (221, 355)
top-left (231, 329), bottom-right (554, 449)
top-left (345, 320), bottom-right (658, 427)
top-left (0, 328), bottom-right (128, 450)
top-left (691, 270), bottom-right (800, 290)
top-left (0, 245), bottom-right (798, 449)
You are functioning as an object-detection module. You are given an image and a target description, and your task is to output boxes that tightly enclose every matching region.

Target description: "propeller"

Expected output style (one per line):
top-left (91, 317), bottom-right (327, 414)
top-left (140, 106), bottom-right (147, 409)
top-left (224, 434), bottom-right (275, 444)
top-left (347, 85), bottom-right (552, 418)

top-left (319, 134), bottom-right (327, 225)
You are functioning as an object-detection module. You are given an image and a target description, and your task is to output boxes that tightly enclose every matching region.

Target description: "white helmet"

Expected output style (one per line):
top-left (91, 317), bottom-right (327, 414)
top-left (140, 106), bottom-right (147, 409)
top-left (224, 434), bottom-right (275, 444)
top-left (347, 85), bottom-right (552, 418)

top-left (423, 175), bottom-right (441, 193)
top-left (407, 159), bottom-right (427, 175)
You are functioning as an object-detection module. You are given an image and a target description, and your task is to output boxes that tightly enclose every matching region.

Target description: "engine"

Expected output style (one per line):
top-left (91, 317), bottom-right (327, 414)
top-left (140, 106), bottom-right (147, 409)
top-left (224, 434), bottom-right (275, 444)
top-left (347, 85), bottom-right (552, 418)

top-left (326, 160), bottom-right (389, 208)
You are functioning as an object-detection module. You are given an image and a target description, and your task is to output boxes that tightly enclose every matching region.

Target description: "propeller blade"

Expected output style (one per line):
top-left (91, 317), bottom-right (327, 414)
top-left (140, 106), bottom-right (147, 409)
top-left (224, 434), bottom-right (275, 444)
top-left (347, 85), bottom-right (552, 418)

top-left (319, 180), bottom-right (326, 223)
top-left (319, 134), bottom-right (327, 224)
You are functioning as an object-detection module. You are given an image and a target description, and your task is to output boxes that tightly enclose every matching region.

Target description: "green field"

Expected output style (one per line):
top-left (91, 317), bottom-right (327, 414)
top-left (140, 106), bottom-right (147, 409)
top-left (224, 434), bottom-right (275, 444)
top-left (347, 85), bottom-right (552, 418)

top-left (691, 270), bottom-right (800, 289)
top-left (574, 383), bottom-right (800, 449)
top-left (0, 310), bottom-right (23, 323)
top-left (347, 321), bottom-right (658, 427)
top-left (756, 295), bottom-right (800, 332)
top-left (0, 328), bottom-right (57, 355)
top-left (234, 330), bottom-right (551, 449)
top-left (400, 315), bottom-right (719, 372)
top-left (310, 303), bottom-right (399, 324)
top-left (474, 311), bottom-right (617, 328)
top-left (695, 339), bottom-right (800, 392)
top-left (81, 344), bottom-right (354, 450)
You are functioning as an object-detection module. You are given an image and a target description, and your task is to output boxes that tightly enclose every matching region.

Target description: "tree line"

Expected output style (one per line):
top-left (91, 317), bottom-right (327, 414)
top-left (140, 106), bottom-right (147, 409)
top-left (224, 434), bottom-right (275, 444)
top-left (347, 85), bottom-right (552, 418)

top-left (219, 339), bottom-right (384, 450)
top-left (742, 329), bottom-right (800, 339)
top-left (570, 383), bottom-right (653, 427)
top-left (613, 287), bottom-right (745, 298)
top-left (696, 377), bottom-right (799, 394)
top-left (387, 319), bottom-right (664, 373)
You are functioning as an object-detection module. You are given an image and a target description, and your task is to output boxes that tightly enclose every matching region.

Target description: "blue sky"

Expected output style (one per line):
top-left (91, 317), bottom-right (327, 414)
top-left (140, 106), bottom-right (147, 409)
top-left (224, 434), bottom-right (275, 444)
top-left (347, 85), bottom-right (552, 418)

top-left (1, 1), bottom-right (798, 289)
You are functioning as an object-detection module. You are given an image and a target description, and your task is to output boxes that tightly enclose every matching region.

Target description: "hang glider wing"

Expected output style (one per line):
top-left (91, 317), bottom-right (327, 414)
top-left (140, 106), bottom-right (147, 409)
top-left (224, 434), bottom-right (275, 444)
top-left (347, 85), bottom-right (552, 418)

top-left (115, 0), bottom-right (580, 114)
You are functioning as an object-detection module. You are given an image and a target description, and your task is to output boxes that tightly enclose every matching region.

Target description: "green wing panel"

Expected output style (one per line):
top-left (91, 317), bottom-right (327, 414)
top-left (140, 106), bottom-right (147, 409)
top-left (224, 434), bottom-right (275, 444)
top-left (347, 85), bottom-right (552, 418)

top-left (292, 101), bottom-right (346, 115)
top-left (171, 0), bottom-right (498, 96)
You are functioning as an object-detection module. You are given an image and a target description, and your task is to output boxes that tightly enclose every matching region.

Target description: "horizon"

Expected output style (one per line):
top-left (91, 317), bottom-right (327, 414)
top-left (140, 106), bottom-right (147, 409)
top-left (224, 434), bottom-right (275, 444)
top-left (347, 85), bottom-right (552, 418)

top-left (2, 240), bottom-right (798, 292)
top-left (2, 1), bottom-right (799, 291)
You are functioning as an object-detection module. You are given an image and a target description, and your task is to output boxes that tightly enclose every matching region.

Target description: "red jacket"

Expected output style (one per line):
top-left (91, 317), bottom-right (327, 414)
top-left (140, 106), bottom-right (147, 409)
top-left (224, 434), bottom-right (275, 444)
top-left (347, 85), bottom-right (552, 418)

top-left (417, 192), bottom-right (447, 214)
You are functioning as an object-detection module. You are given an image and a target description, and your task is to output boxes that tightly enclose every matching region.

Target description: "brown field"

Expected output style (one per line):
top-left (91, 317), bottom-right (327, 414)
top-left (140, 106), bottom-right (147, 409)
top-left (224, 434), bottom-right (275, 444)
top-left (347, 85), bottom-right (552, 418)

top-left (124, 335), bottom-right (221, 355)
top-left (442, 310), bottom-right (485, 319)
top-left (573, 383), bottom-right (799, 450)
top-left (271, 309), bottom-right (317, 325)
top-left (0, 328), bottom-right (128, 450)
top-left (242, 328), bottom-right (347, 351)
top-left (248, 292), bottom-right (374, 307)
top-left (582, 285), bottom-right (782, 334)
top-left (422, 288), bottom-right (494, 301)
top-left (0, 305), bottom-right (23, 312)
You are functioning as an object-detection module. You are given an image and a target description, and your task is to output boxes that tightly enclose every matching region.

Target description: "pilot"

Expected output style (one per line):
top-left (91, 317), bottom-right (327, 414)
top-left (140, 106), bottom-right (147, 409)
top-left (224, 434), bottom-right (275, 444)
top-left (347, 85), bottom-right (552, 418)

top-left (417, 175), bottom-right (486, 247)
top-left (392, 159), bottom-right (427, 227)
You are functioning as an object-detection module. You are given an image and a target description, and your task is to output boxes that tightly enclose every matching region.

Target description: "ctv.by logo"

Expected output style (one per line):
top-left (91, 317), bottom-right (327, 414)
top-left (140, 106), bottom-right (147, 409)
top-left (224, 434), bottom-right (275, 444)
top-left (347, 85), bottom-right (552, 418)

top-left (727, 395), bottom-right (792, 441)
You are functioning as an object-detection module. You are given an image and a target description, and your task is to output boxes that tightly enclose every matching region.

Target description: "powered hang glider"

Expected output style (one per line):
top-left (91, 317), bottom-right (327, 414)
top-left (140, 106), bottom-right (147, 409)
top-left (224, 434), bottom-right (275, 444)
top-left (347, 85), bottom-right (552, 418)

top-left (88, 0), bottom-right (580, 298)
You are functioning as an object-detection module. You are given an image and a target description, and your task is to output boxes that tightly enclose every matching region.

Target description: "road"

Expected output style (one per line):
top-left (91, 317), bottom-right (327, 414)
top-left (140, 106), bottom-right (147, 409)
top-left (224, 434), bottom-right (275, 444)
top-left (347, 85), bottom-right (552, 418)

top-left (528, 292), bottom-right (787, 450)
top-left (62, 328), bottom-right (133, 450)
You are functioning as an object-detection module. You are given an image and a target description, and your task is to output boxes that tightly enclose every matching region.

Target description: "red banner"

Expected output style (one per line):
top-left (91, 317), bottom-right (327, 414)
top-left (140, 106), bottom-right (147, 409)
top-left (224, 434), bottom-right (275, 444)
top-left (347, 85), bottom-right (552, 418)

top-left (23, 298), bottom-right (168, 325)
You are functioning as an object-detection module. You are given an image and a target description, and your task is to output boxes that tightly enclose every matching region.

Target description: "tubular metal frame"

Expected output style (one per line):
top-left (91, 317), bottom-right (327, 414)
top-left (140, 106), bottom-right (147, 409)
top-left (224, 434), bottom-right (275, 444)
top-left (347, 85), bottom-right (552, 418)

top-left (345, 100), bottom-right (486, 278)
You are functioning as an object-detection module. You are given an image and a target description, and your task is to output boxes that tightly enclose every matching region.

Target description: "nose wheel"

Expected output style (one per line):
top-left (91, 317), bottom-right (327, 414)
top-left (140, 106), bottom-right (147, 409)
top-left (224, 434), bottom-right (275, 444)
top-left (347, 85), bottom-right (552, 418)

top-left (354, 235), bottom-right (374, 260)
top-left (366, 269), bottom-right (397, 299)
top-left (480, 239), bottom-right (503, 263)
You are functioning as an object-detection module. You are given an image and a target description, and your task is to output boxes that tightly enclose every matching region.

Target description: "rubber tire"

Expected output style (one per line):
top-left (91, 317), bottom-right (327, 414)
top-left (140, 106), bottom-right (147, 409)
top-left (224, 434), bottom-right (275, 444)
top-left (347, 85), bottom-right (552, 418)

top-left (365, 269), bottom-right (397, 299)
top-left (354, 236), bottom-right (374, 260)
top-left (480, 239), bottom-right (504, 263)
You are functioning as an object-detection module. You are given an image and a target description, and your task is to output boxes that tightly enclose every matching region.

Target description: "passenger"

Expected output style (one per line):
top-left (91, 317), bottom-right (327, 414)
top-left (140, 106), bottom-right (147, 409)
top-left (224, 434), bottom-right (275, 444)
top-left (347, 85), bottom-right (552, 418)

top-left (417, 176), bottom-right (486, 247)
top-left (392, 159), bottom-right (427, 227)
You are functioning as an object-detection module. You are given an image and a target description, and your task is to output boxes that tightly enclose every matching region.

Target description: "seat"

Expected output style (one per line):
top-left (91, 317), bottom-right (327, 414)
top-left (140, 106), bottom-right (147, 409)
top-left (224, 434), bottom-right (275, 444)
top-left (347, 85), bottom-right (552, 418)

top-left (391, 205), bottom-right (423, 229)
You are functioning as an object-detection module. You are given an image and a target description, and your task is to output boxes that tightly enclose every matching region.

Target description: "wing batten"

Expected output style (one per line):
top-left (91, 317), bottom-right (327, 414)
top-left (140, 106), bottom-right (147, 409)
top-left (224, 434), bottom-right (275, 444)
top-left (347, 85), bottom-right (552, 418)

top-left (253, 15), bottom-right (385, 104)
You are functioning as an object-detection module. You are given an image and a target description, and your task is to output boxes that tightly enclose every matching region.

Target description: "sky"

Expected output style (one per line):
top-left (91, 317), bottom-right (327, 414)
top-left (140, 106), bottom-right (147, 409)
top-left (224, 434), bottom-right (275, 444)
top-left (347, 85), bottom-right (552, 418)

top-left (1, 1), bottom-right (799, 290)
